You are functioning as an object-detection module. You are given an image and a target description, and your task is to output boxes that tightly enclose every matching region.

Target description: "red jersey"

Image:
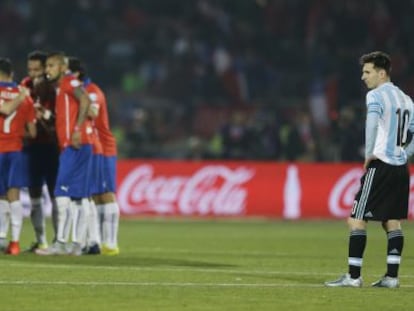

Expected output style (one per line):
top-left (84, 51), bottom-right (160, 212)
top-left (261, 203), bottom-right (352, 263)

top-left (84, 79), bottom-right (117, 156)
top-left (55, 74), bottom-right (93, 149)
top-left (21, 76), bottom-right (56, 144)
top-left (0, 82), bottom-right (36, 152)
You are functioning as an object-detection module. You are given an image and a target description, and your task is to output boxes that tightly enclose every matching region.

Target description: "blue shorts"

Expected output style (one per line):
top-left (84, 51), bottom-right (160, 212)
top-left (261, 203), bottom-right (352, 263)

top-left (102, 156), bottom-right (117, 193)
top-left (54, 145), bottom-right (93, 199)
top-left (23, 143), bottom-right (59, 189)
top-left (90, 154), bottom-right (105, 195)
top-left (0, 151), bottom-right (26, 195)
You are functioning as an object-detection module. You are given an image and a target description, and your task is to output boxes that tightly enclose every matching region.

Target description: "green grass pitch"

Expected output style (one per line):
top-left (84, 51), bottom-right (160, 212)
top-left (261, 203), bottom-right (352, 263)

top-left (1, 218), bottom-right (414, 311)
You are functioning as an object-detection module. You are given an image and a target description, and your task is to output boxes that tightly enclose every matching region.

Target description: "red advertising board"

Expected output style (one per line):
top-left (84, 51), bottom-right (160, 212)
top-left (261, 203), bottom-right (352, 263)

top-left (116, 160), bottom-right (414, 219)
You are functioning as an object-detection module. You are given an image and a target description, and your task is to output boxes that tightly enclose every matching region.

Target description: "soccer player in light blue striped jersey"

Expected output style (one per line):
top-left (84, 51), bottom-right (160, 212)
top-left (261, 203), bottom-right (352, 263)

top-left (326, 51), bottom-right (414, 288)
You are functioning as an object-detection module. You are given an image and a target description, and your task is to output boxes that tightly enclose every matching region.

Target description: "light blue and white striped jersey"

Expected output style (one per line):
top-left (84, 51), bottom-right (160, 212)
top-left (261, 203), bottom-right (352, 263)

top-left (365, 82), bottom-right (414, 165)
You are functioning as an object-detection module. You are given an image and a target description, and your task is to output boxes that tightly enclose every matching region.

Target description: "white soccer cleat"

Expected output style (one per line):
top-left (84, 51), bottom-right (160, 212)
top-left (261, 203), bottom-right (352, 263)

top-left (371, 276), bottom-right (399, 288)
top-left (35, 241), bottom-right (68, 256)
top-left (325, 273), bottom-right (362, 287)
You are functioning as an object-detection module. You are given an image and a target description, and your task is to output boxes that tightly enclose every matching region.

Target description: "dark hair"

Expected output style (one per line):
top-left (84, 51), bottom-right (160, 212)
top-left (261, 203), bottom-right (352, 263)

top-left (28, 50), bottom-right (47, 65)
top-left (68, 56), bottom-right (86, 80)
top-left (47, 51), bottom-right (67, 64)
top-left (359, 51), bottom-right (392, 75)
top-left (0, 58), bottom-right (12, 76)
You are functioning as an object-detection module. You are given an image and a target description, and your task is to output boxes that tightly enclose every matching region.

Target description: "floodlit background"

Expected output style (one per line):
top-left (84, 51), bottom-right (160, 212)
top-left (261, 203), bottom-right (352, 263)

top-left (2, 0), bottom-right (413, 161)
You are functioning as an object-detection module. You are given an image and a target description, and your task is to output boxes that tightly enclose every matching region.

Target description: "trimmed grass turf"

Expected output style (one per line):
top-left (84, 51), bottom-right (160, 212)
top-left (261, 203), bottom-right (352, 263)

top-left (0, 218), bottom-right (414, 310)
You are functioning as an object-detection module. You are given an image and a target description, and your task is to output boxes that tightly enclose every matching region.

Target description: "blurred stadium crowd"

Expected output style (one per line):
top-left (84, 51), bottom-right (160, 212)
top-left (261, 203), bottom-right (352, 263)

top-left (1, 0), bottom-right (414, 161)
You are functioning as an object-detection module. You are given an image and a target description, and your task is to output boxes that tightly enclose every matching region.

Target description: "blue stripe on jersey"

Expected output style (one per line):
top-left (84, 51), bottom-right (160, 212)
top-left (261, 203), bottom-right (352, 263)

top-left (366, 82), bottom-right (414, 165)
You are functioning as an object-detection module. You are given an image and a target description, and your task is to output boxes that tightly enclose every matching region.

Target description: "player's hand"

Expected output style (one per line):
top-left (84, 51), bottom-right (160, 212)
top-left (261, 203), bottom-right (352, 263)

top-left (71, 130), bottom-right (81, 149)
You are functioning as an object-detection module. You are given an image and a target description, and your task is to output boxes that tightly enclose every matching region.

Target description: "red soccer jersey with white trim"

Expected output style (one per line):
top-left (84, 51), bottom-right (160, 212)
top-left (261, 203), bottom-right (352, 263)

top-left (55, 74), bottom-right (93, 149)
top-left (0, 82), bottom-right (36, 152)
top-left (84, 81), bottom-right (117, 156)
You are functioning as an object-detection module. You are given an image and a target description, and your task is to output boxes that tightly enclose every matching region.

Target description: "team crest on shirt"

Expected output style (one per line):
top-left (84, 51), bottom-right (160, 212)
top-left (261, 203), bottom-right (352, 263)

top-left (89, 93), bottom-right (97, 101)
top-left (70, 79), bottom-right (81, 87)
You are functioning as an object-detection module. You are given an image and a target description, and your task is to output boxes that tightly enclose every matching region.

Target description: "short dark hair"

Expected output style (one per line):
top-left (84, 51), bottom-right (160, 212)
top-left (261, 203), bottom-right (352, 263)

top-left (28, 50), bottom-right (47, 65)
top-left (0, 58), bottom-right (12, 76)
top-left (68, 56), bottom-right (86, 80)
top-left (359, 51), bottom-right (392, 75)
top-left (47, 51), bottom-right (67, 65)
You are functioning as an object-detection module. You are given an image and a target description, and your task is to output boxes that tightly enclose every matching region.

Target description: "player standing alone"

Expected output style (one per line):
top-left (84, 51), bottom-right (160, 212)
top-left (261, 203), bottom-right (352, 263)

top-left (326, 51), bottom-right (414, 288)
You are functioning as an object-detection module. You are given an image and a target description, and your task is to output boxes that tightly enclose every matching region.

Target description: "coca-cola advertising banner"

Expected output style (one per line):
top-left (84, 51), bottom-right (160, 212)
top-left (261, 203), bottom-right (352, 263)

top-left (117, 160), bottom-right (414, 219)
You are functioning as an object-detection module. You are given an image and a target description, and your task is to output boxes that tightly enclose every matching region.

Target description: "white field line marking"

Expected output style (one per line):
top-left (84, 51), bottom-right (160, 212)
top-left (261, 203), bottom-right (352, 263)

top-left (2, 261), bottom-right (414, 280)
top-left (0, 280), bottom-right (321, 287)
top-left (0, 280), bottom-right (413, 288)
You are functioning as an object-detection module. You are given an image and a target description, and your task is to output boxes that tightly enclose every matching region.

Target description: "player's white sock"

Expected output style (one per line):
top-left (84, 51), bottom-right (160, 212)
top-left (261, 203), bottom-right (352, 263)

top-left (30, 197), bottom-right (47, 245)
top-left (0, 199), bottom-right (10, 239)
top-left (51, 197), bottom-right (58, 241)
top-left (96, 203), bottom-right (105, 240)
top-left (87, 199), bottom-right (101, 246)
top-left (55, 196), bottom-right (72, 243)
top-left (10, 200), bottom-right (23, 242)
top-left (103, 202), bottom-right (119, 249)
top-left (71, 198), bottom-right (89, 245)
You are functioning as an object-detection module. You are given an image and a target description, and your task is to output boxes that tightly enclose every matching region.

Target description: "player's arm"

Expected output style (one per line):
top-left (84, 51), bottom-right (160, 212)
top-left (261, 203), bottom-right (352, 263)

top-left (86, 93), bottom-right (100, 119)
top-left (73, 86), bottom-right (91, 127)
top-left (0, 87), bottom-right (30, 116)
top-left (25, 121), bottom-right (37, 139)
top-left (364, 95), bottom-right (381, 169)
top-left (71, 86), bottom-right (91, 148)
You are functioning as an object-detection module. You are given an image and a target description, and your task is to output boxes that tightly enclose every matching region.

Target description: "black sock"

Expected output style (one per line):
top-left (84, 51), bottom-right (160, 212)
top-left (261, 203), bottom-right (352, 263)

top-left (386, 230), bottom-right (404, 278)
top-left (348, 229), bottom-right (367, 279)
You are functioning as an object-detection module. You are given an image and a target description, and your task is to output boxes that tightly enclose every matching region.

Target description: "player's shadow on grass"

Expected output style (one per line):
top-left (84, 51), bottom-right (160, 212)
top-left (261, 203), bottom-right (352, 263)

top-left (6, 254), bottom-right (236, 268)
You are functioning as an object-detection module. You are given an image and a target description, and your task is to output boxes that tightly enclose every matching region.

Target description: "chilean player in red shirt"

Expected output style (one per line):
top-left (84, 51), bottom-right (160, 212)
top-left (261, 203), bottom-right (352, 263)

top-left (36, 52), bottom-right (93, 256)
top-left (69, 57), bottom-right (120, 255)
top-left (21, 50), bottom-right (59, 252)
top-left (0, 58), bottom-right (37, 255)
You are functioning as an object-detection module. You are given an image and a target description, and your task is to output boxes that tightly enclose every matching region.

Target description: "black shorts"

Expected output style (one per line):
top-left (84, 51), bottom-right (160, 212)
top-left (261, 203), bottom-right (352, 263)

top-left (351, 160), bottom-right (409, 221)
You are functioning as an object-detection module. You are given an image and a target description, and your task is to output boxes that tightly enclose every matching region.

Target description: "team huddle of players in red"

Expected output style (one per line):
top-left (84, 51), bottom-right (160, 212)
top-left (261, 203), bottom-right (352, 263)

top-left (0, 51), bottom-right (120, 256)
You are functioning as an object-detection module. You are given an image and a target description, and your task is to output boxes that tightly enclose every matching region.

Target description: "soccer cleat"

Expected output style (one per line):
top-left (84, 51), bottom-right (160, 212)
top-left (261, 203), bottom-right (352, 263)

top-left (24, 242), bottom-right (48, 253)
top-left (86, 243), bottom-right (101, 255)
top-left (371, 276), bottom-right (399, 288)
top-left (69, 242), bottom-right (83, 256)
top-left (101, 245), bottom-right (120, 256)
top-left (325, 273), bottom-right (362, 287)
top-left (5, 241), bottom-right (20, 255)
top-left (35, 241), bottom-right (67, 256)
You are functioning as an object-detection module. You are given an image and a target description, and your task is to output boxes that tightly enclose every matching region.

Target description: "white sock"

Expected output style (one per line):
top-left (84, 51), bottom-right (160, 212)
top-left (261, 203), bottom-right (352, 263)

top-left (10, 200), bottom-right (23, 242)
top-left (51, 197), bottom-right (58, 241)
top-left (87, 200), bottom-right (101, 246)
top-left (55, 196), bottom-right (72, 243)
top-left (0, 199), bottom-right (10, 239)
top-left (103, 202), bottom-right (119, 249)
top-left (30, 197), bottom-right (47, 245)
top-left (96, 203), bottom-right (105, 241)
top-left (71, 198), bottom-right (89, 245)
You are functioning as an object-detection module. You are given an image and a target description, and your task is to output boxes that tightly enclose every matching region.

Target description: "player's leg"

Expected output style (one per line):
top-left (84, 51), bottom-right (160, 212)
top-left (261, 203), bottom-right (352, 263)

top-left (325, 164), bottom-right (378, 287)
top-left (371, 220), bottom-right (402, 288)
top-left (45, 142), bottom-right (60, 242)
top-left (71, 198), bottom-right (90, 255)
top-left (6, 187), bottom-right (23, 255)
top-left (28, 187), bottom-right (48, 249)
top-left (0, 155), bottom-right (10, 250)
top-left (100, 192), bottom-right (120, 255)
top-left (0, 198), bottom-right (10, 251)
top-left (100, 156), bottom-right (120, 255)
top-left (86, 197), bottom-right (101, 254)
